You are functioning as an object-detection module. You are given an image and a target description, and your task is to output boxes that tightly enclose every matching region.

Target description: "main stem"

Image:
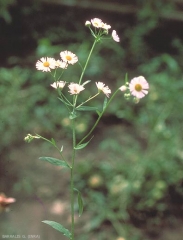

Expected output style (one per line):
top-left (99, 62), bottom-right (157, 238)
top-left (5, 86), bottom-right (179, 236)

top-left (71, 118), bottom-right (76, 240)
top-left (70, 37), bottom-right (111, 239)
top-left (70, 39), bottom-right (98, 239)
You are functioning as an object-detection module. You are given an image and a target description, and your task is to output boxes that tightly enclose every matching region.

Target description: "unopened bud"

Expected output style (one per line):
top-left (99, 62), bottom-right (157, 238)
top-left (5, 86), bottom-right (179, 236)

top-left (119, 85), bottom-right (127, 92)
top-left (124, 93), bottom-right (130, 100)
top-left (85, 21), bottom-right (91, 26)
top-left (103, 29), bottom-right (108, 35)
top-left (133, 97), bottom-right (140, 104)
top-left (24, 134), bottom-right (34, 143)
top-left (24, 134), bottom-right (40, 143)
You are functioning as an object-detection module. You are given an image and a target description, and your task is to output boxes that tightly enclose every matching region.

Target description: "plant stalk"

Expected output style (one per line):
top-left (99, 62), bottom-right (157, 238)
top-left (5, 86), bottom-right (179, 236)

top-left (70, 118), bottom-right (76, 240)
top-left (78, 39), bottom-right (97, 85)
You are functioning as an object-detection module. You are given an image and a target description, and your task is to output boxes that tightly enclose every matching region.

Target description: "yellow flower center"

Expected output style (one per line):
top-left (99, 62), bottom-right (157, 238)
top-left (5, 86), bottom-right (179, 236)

top-left (43, 61), bottom-right (50, 67)
top-left (135, 84), bottom-right (142, 92)
top-left (66, 55), bottom-right (72, 61)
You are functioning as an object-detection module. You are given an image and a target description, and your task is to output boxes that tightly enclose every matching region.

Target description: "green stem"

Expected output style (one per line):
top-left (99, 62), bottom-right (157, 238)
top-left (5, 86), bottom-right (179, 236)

top-left (73, 39), bottom-right (98, 107)
top-left (78, 39), bottom-right (97, 85)
top-left (35, 134), bottom-right (69, 166)
top-left (70, 118), bottom-right (76, 240)
top-left (76, 92), bottom-right (99, 109)
top-left (77, 88), bottom-right (120, 146)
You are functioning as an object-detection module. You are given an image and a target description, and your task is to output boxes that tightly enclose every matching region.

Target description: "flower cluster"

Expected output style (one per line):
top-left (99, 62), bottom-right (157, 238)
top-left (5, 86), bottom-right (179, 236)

top-left (0, 193), bottom-right (16, 213)
top-left (35, 19), bottom-right (149, 106)
top-left (36, 51), bottom-right (78, 72)
top-left (50, 80), bottom-right (111, 98)
top-left (36, 50), bottom-right (113, 97)
top-left (35, 55), bottom-right (149, 100)
top-left (85, 17), bottom-right (120, 42)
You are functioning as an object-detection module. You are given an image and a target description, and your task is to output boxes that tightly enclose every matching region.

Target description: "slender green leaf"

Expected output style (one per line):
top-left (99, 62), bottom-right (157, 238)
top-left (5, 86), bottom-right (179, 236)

top-left (102, 97), bottom-right (108, 111)
top-left (74, 143), bottom-right (88, 150)
top-left (74, 137), bottom-right (93, 150)
top-left (82, 80), bottom-right (91, 86)
top-left (42, 220), bottom-right (71, 239)
top-left (60, 145), bottom-right (63, 152)
top-left (76, 106), bottom-right (98, 112)
top-left (96, 110), bottom-right (101, 116)
top-left (51, 138), bottom-right (56, 146)
top-left (77, 192), bottom-right (84, 217)
top-left (74, 188), bottom-right (84, 217)
top-left (39, 157), bottom-right (70, 168)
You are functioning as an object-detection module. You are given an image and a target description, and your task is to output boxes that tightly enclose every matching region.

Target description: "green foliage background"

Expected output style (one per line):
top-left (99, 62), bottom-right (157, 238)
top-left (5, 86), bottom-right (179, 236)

top-left (0, 0), bottom-right (183, 239)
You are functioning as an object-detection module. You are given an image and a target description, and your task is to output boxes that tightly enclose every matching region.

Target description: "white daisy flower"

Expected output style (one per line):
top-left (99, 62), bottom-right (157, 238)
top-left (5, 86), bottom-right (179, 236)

top-left (36, 57), bottom-right (56, 72)
top-left (50, 81), bottom-right (66, 89)
top-left (60, 51), bottom-right (78, 65)
top-left (91, 18), bottom-right (103, 28)
top-left (102, 86), bottom-right (111, 98)
top-left (101, 23), bottom-right (111, 30)
top-left (96, 82), bottom-right (111, 98)
top-left (129, 76), bottom-right (149, 99)
top-left (68, 83), bottom-right (85, 95)
top-left (112, 30), bottom-right (120, 42)
top-left (55, 60), bottom-right (68, 69)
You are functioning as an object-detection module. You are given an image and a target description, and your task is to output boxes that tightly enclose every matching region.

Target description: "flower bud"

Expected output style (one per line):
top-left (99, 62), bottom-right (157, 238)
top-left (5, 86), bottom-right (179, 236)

top-left (24, 134), bottom-right (34, 143)
top-left (133, 97), bottom-right (140, 104)
top-left (124, 93), bottom-right (130, 100)
top-left (24, 134), bottom-right (40, 143)
top-left (119, 85), bottom-right (127, 92)
top-left (85, 20), bottom-right (91, 26)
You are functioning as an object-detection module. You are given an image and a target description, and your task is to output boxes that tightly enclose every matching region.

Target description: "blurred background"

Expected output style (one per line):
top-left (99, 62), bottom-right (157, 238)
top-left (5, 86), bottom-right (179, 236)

top-left (0, 0), bottom-right (183, 239)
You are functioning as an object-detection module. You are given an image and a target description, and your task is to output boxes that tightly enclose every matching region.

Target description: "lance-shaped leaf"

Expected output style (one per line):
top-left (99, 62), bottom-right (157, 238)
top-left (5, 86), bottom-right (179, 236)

top-left (74, 188), bottom-right (84, 217)
top-left (76, 106), bottom-right (98, 112)
top-left (96, 110), bottom-right (101, 116)
top-left (42, 220), bottom-right (71, 239)
top-left (39, 157), bottom-right (70, 168)
top-left (60, 145), bottom-right (64, 152)
top-left (82, 80), bottom-right (91, 86)
top-left (74, 137), bottom-right (93, 150)
top-left (51, 138), bottom-right (56, 146)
